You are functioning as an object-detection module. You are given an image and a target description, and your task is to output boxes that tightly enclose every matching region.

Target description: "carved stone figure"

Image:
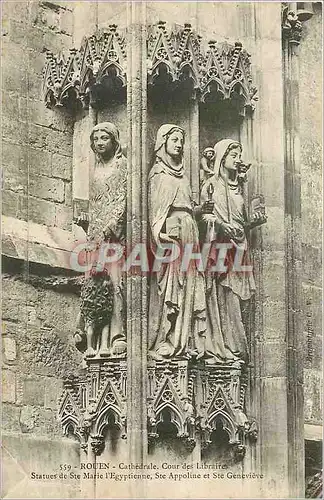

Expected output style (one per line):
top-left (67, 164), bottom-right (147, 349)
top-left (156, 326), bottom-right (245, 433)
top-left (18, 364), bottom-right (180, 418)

top-left (200, 139), bottom-right (267, 364)
top-left (199, 147), bottom-right (215, 184)
top-left (148, 124), bottom-right (222, 362)
top-left (74, 122), bottom-right (127, 358)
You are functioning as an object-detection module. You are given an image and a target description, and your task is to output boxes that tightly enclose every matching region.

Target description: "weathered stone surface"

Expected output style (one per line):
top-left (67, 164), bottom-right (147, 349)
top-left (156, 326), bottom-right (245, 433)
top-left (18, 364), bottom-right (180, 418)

top-left (28, 147), bottom-right (52, 177)
top-left (22, 377), bottom-right (45, 406)
top-left (261, 298), bottom-right (286, 341)
top-left (97, 2), bottom-right (127, 29)
top-left (2, 433), bottom-right (80, 498)
top-left (3, 337), bottom-right (17, 362)
top-left (55, 204), bottom-right (72, 230)
top-left (1, 41), bottom-right (28, 94)
top-left (19, 326), bottom-right (81, 378)
top-left (302, 244), bottom-right (322, 287)
top-left (5, 19), bottom-right (28, 46)
top-left (44, 377), bottom-right (63, 409)
top-left (2, 190), bottom-right (26, 220)
top-left (2, 216), bottom-right (73, 252)
top-left (27, 197), bottom-right (56, 226)
top-left (1, 141), bottom-right (28, 171)
top-left (51, 153), bottom-right (72, 181)
top-left (64, 181), bottom-right (72, 205)
top-left (59, 9), bottom-right (73, 36)
top-left (304, 369), bottom-right (323, 424)
top-left (28, 175), bottom-right (65, 203)
top-left (2, 115), bottom-right (29, 145)
top-left (1, 90), bottom-right (19, 120)
top-left (25, 73), bottom-right (43, 101)
top-left (299, 4), bottom-right (323, 431)
top-left (2, 404), bottom-right (21, 433)
top-left (2, 370), bottom-right (16, 403)
top-left (26, 99), bottom-right (74, 133)
top-left (1, 1), bottom-right (29, 24)
top-left (259, 377), bottom-right (289, 497)
top-left (2, 321), bottom-right (23, 336)
top-left (1, 0), bottom-right (82, 479)
top-left (19, 406), bottom-right (39, 432)
top-left (261, 343), bottom-right (287, 377)
top-left (2, 297), bottom-right (20, 322)
top-left (72, 1), bottom-right (97, 46)
top-left (3, 169), bottom-right (28, 194)
top-left (2, 278), bottom-right (82, 383)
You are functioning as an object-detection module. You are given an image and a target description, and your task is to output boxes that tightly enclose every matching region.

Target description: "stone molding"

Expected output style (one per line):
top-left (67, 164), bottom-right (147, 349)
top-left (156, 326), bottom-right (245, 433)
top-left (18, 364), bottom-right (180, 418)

top-left (2, 215), bottom-right (76, 270)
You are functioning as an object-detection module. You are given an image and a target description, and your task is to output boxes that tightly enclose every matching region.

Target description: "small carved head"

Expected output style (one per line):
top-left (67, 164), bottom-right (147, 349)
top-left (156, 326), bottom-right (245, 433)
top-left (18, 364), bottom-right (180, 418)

top-left (203, 147), bottom-right (215, 162)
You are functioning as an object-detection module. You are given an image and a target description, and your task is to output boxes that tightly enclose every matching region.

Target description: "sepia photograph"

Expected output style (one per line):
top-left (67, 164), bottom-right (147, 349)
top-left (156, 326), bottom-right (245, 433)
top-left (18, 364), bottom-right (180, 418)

top-left (1, 0), bottom-right (323, 498)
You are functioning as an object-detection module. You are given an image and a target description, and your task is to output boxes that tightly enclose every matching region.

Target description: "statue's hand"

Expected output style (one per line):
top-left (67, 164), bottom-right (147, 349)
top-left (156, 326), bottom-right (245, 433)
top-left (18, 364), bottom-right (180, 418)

top-left (202, 214), bottom-right (216, 224)
top-left (75, 212), bottom-right (89, 233)
top-left (201, 201), bottom-right (215, 214)
top-left (222, 222), bottom-right (240, 240)
top-left (249, 211), bottom-right (267, 229)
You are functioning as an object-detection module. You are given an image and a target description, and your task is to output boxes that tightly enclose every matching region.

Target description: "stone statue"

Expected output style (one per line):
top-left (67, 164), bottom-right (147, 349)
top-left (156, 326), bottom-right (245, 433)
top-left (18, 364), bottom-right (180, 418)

top-left (148, 124), bottom-right (226, 362)
top-left (200, 139), bottom-right (267, 364)
top-left (74, 122), bottom-right (127, 358)
top-left (199, 147), bottom-right (215, 184)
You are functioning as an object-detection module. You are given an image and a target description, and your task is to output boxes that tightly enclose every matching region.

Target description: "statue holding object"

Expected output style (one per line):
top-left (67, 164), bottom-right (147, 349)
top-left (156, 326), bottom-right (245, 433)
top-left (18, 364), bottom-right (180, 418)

top-left (200, 139), bottom-right (267, 365)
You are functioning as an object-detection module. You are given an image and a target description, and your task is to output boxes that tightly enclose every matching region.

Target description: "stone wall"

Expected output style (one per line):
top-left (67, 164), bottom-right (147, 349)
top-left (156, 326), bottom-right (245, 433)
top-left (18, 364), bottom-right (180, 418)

top-left (2, 0), bottom-right (74, 230)
top-left (2, 3), bottom-right (81, 496)
top-left (2, 271), bottom-right (82, 498)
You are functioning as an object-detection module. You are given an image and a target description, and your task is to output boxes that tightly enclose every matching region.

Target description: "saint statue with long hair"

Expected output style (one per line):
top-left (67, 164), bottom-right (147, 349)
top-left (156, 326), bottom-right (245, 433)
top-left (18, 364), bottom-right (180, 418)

top-left (74, 122), bottom-right (127, 358)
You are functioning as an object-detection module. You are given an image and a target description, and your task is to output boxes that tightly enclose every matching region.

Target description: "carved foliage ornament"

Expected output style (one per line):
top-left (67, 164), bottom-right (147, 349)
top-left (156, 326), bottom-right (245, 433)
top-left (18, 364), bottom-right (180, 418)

top-left (281, 2), bottom-right (314, 45)
top-left (43, 22), bottom-right (256, 111)
top-left (281, 4), bottom-right (303, 44)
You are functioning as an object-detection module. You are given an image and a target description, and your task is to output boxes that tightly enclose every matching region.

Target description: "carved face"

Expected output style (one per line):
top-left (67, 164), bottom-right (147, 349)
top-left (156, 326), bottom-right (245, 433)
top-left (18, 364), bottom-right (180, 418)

top-left (165, 130), bottom-right (184, 159)
top-left (222, 146), bottom-right (241, 172)
top-left (92, 130), bottom-right (115, 159)
top-left (205, 150), bottom-right (214, 161)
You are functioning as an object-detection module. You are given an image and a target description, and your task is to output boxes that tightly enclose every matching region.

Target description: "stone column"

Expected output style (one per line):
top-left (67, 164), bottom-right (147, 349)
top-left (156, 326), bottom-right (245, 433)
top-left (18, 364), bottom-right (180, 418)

top-left (282, 3), bottom-right (307, 496)
top-left (188, 100), bottom-right (200, 203)
top-left (126, 1), bottom-right (148, 496)
top-left (250, 4), bottom-right (289, 497)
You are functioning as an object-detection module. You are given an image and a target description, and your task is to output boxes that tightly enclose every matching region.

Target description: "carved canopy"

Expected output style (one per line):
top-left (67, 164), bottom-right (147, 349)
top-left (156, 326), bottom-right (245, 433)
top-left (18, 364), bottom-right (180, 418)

top-left (42, 22), bottom-right (257, 112)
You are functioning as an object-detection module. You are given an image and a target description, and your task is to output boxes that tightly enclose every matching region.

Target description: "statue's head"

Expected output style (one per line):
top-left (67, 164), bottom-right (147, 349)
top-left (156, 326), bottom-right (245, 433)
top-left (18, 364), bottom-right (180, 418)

top-left (165, 129), bottom-right (184, 160)
top-left (213, 139), bottom-right (242, 176)
top-left (222, 143), bottom-right (242, 173)
top-left (154, 124), bottom-right (185, 166)
top-left (90, 122), bottom-right (122, 162)
top-left (203, 147), bottom-right (215, 162)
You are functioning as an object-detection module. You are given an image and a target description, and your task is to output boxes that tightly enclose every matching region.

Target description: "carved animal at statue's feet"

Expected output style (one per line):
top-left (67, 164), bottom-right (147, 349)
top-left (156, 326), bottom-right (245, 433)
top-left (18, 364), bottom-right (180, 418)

top-left (79, 272), bottom-right (114, 357)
